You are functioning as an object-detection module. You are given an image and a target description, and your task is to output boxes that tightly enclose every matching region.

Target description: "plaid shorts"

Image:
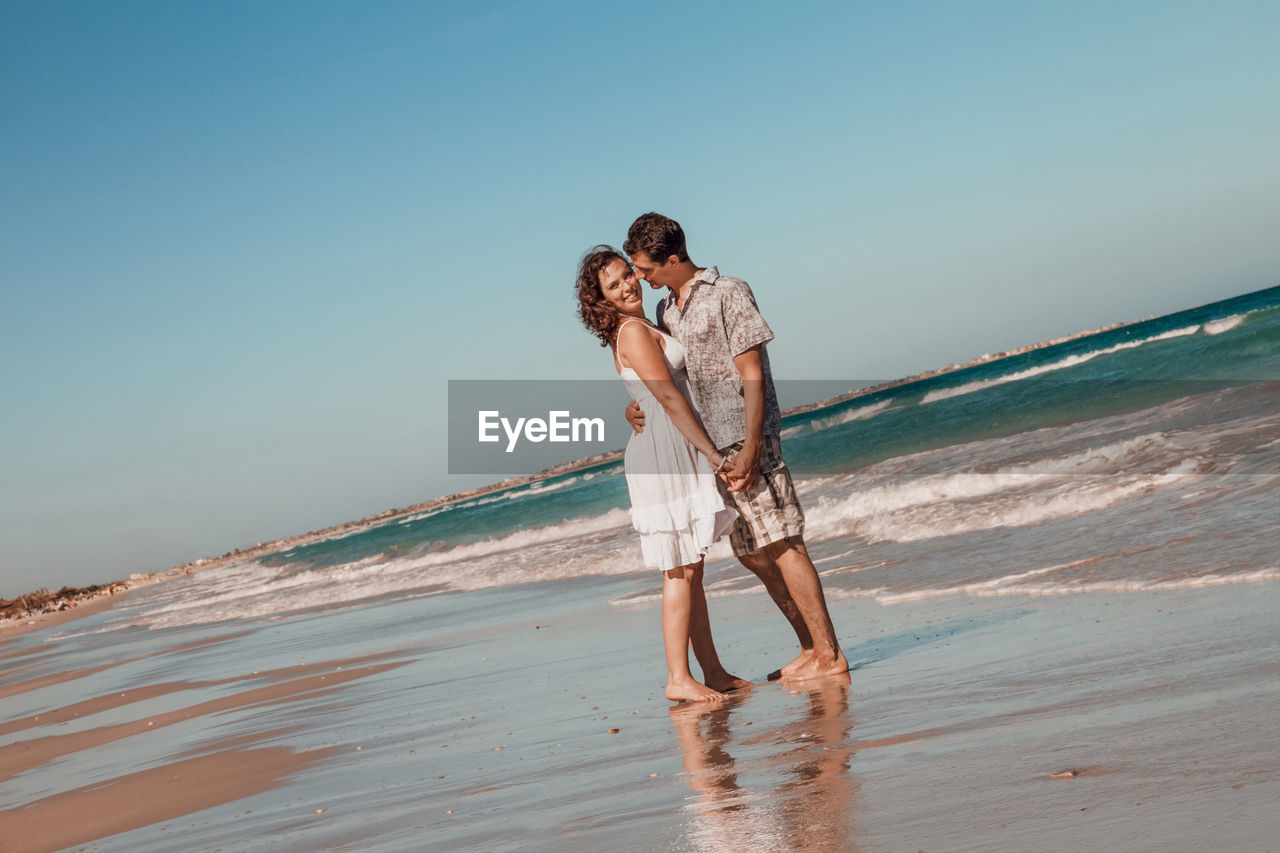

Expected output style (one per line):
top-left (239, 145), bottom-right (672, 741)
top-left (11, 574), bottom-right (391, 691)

top-left (716, 436), bottom-right (805, 557)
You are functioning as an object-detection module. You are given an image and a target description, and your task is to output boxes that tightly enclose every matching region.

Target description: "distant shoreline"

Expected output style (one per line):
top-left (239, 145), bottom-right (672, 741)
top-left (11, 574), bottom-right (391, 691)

top-left (0, 314), bottom-right (1137, 627)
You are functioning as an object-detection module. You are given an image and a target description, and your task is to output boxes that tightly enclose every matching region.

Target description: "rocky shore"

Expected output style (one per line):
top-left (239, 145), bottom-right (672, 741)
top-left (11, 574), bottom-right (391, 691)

top-left (0, 583), bottom-right (130, 623)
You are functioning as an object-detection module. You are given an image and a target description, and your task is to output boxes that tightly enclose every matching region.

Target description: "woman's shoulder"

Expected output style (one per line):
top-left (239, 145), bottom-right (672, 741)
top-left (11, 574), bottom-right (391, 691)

top-left (616, 318), bottom-right (662, 345)
top-left (615, 318), bottom-right (668, 370)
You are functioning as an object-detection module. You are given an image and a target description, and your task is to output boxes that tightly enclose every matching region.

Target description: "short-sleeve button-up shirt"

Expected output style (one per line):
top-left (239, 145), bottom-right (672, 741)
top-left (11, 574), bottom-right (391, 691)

top-left (656, 266), bottom-right (782, 450)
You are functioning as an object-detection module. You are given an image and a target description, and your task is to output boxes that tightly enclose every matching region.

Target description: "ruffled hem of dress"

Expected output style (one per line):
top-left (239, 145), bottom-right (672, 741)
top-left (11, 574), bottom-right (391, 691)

top-left (637, 506), bottom-right (737, 572)
top-left (630, 490), bottom-right (730, 535)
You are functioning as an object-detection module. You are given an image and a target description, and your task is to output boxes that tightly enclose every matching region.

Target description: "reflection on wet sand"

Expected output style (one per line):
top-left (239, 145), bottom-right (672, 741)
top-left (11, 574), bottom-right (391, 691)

top-left (669, 674), bottom-right (857, 851)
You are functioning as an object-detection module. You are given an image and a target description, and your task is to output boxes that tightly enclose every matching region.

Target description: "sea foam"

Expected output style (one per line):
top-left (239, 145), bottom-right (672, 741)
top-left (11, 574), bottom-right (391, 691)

top-left (134, 508), bottom-right (641, 628)
top-left (1204, 314), bottom-right (1245, 335)
top-left (872, 567), bottom-right (1280, 604)
top-left (922, 325), bottom-right (1202, 404)
top-left (796, 430), bottom-right (1203, 543)
top-left (782, 399), bottom-right (894, 438)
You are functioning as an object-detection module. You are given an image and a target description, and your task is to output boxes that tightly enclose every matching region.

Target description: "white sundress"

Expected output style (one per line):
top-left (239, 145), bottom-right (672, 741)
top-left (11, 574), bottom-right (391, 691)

top-left (615, 319), bottom-right (736, 571)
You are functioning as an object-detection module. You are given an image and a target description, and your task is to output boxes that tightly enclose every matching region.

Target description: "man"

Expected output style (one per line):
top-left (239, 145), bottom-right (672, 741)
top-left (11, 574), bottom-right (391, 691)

top-left (624, 212), bottom-right (848, 680)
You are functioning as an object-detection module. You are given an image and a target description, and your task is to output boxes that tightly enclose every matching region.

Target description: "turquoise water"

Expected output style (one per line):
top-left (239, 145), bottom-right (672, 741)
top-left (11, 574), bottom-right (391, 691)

top-left (199, 284), bottom-right (1280, 619)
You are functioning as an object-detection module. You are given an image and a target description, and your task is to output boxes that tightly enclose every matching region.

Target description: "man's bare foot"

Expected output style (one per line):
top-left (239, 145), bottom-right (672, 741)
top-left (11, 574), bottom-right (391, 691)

top-left (705, 672), bottom-right (755, 692)
top-left (783, 649), bottom-right (850, 680)
top-left (666, 678), bottom-right (726, 703)
top-left (767, 649), bottom-right (815, 681)
top-left (780, 668), bottom-right (852, 691)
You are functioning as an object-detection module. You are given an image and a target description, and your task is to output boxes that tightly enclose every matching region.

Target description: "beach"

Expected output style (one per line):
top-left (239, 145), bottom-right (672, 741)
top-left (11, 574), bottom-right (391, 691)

top-left (9, 1), bottom-right (1280, 847)
top-left (1, 572), bottom-right (1277, 851)
top-left (3, 289), bottom-right (1278, 851)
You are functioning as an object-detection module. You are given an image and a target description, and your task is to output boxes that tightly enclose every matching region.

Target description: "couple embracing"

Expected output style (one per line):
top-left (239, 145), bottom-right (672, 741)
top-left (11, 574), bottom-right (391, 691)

top-left (575, 212), bottom-right (848, 702)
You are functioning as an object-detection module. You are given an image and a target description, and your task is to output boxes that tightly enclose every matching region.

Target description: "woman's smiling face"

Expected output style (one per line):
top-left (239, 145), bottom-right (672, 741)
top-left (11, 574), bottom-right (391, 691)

top-left (598, 257), bottom-right (643, 317)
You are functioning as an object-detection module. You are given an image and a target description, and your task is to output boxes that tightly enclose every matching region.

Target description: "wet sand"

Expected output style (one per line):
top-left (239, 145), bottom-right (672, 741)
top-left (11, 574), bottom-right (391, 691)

top-left (1, 575), bottom-right (1276, 851)
top-left (0, 744), bottom-right (338, 853)
top-left (0, 610), bottom-right (417, 853)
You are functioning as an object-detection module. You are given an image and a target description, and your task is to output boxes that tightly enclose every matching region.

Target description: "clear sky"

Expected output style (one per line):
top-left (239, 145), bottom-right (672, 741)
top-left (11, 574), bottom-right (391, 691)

top-left (3, 0), bottom-right (1278, 594)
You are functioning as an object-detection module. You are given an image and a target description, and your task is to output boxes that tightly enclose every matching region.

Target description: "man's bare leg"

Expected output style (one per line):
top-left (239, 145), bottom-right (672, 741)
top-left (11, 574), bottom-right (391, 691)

top-left (736, 549), bottom-right (815, 677)
top-left (762, 537), bottom-right (848, 678)
top-left (663, 565), bottom-right (726, 702)
top-left (685, 562), bottom-right (753, 692)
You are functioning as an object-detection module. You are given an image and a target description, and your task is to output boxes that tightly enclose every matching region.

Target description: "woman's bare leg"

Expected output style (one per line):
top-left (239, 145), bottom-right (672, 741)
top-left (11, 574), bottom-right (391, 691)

top-left (685, 561), bottom-right (753, 691)
top-left (663, 564), bottom-right (725, 702)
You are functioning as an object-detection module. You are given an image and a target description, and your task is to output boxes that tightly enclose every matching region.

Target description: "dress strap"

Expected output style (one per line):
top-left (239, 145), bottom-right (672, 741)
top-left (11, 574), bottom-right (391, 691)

top-left (614, 317), bottom-right (650, 372)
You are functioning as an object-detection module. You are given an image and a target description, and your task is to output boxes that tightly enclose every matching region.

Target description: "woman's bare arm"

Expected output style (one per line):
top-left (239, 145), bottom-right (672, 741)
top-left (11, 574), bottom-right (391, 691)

top-left (617, 323), bottom-right (724, 467)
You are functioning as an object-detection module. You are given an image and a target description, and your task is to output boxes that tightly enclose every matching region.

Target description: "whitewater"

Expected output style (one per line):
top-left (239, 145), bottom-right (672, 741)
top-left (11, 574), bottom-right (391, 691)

top-left (58, 284), bottom-right (1278, 634)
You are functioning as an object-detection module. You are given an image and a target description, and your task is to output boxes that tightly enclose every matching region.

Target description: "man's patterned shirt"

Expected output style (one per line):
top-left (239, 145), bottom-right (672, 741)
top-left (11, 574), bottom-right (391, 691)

top-left (656, 266), bottom-right (782, 450)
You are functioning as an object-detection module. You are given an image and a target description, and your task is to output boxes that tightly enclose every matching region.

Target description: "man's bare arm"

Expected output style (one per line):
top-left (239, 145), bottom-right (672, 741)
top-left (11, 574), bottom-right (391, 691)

top-left (625, 399), bottom-right (645, 435)
top-left (724, 346), bottom-right (764, 492)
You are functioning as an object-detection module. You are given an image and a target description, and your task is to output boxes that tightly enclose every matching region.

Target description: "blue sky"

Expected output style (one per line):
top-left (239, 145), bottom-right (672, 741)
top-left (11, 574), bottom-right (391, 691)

top-left (2, 0), bottom-right (1278, 593)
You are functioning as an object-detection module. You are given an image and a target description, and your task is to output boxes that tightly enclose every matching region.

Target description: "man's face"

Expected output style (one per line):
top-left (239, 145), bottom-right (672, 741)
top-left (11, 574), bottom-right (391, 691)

top-left (629, 251), bottom-right (680, 290)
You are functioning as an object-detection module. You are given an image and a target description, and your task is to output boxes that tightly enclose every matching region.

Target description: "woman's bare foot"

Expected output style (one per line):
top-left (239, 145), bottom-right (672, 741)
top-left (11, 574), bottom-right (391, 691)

top-left (785, 649), bottom-right (851, 680)
top-left (768, 649), bottom-right (816, 681)
top-left (666, 678), bottom-right (726, 703)
top-left (705, 671), bottom-right (755, 692)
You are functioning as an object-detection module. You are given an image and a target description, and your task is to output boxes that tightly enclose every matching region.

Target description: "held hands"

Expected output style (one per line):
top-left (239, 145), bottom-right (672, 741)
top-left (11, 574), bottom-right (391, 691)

top-left (625, 400), bottom-right (646, 435)
top-left (721, 443), bottom-right (761, 493)
top-left (709, 450), bottom-right (730, 478)
top-left (708, 445), bottom-right (760, 492)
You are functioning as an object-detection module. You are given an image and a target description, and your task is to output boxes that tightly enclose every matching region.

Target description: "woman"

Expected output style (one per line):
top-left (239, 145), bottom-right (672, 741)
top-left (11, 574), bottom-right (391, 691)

top-left (576, 245), bottom-right (750, 702)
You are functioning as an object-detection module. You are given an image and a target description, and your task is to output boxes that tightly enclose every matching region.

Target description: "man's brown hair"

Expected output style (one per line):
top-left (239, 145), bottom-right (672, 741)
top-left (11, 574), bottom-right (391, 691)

top-left (623, 212), bottom-right (690, 263)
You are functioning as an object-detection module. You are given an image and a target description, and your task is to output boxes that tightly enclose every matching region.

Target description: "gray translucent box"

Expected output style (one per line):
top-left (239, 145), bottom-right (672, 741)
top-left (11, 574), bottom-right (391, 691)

top-left (447, 379), bottom-right (878, 476)
top-left (448, 380), bottom-right (631, 475)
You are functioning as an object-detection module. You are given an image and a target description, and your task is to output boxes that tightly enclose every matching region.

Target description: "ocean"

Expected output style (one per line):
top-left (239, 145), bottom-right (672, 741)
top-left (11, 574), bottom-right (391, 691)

top-left (3, 285), bottom-right (1278, 851)
top-left (119, 284), bottom-right (1280, 627)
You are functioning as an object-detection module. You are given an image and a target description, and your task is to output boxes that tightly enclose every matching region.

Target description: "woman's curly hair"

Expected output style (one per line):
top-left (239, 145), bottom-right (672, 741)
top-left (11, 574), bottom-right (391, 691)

top-left (575, 244), bottom-right (629, 348)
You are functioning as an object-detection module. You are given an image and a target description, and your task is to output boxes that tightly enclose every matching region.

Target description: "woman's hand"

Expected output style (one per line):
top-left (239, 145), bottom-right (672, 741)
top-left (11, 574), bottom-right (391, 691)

top-left (713, 450), bottom-right (739, 483)
top-left (723, 443), bottom-right (761, 493)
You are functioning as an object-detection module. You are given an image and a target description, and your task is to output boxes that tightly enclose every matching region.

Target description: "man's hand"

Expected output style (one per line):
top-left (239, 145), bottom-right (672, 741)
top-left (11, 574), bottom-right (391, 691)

top-left (625, 400), bottom-right (646, 435)
top-left (723, 443), bottom-right (762, 493)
